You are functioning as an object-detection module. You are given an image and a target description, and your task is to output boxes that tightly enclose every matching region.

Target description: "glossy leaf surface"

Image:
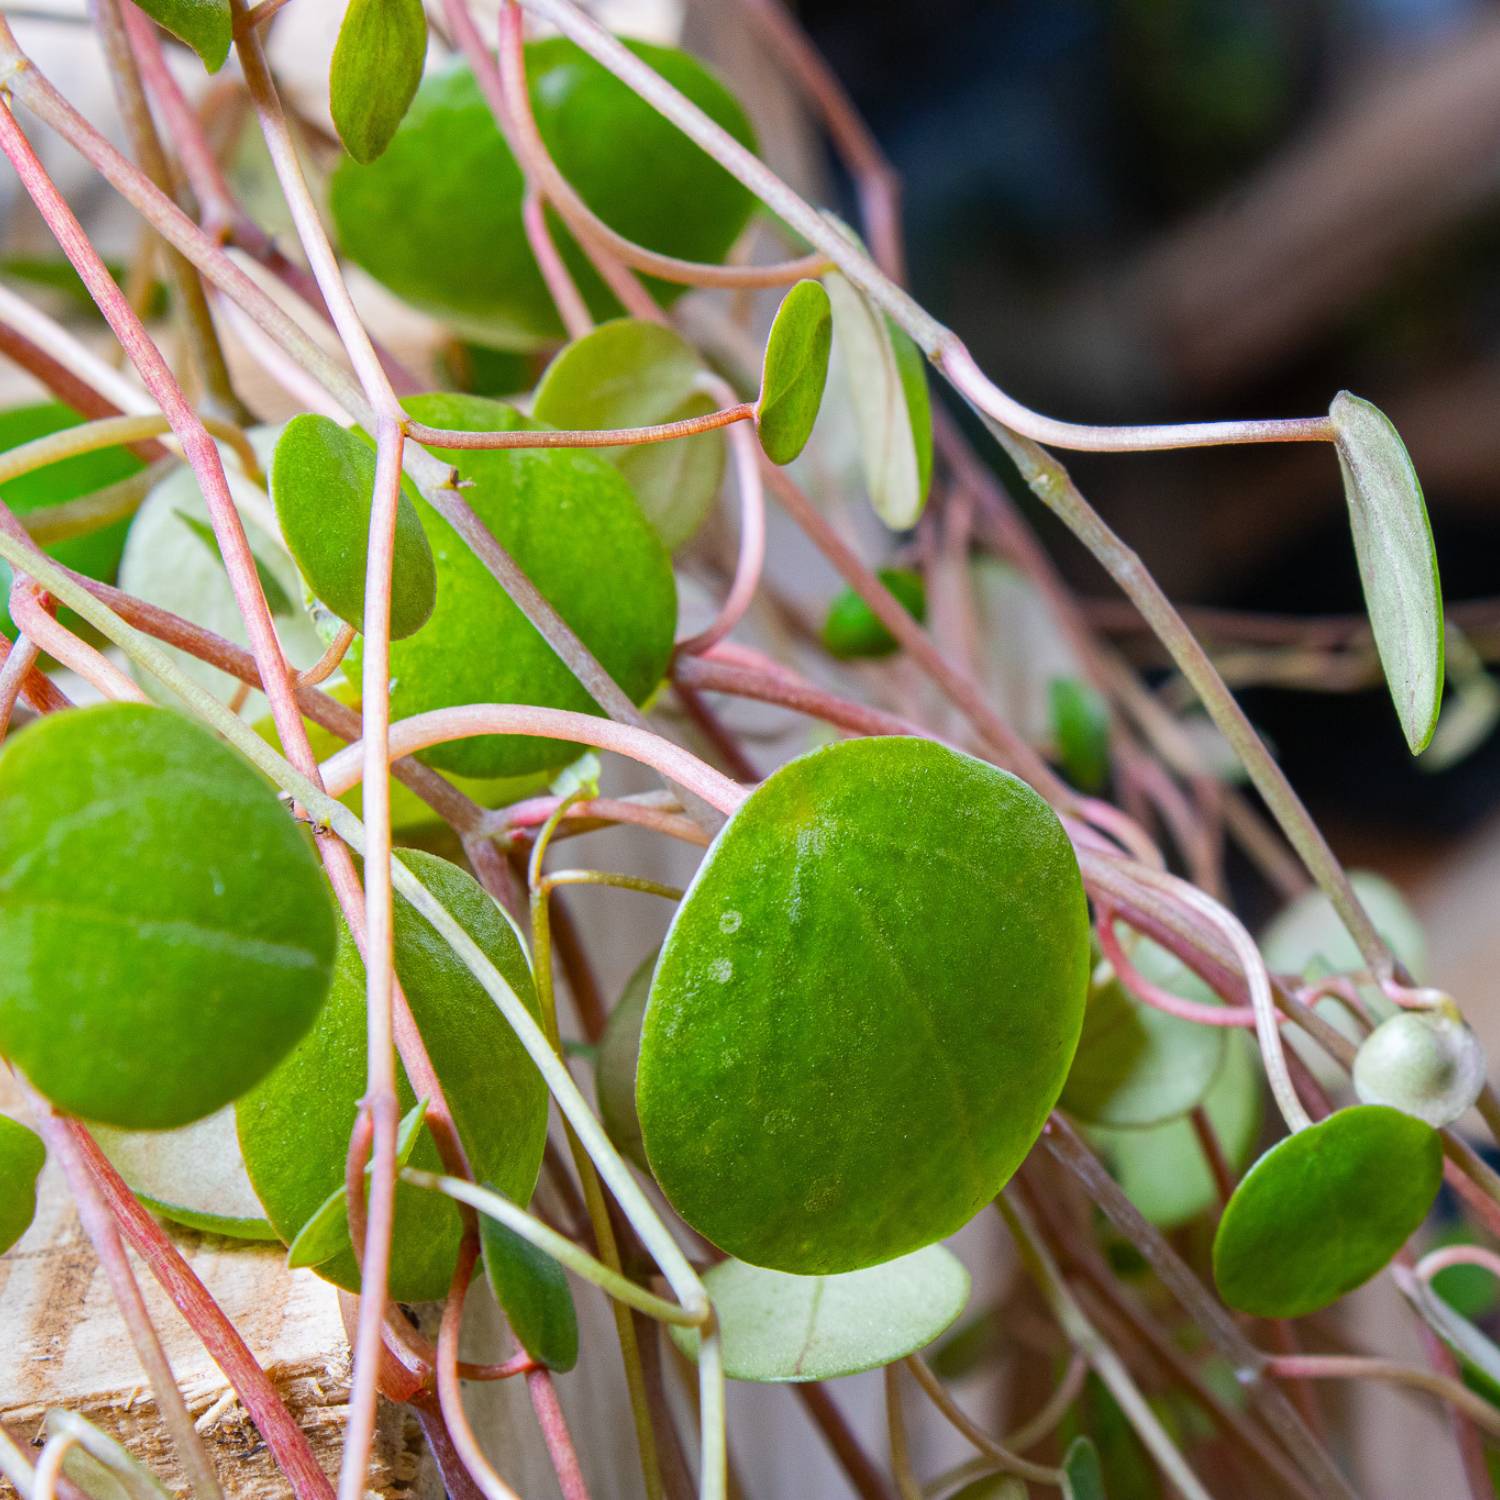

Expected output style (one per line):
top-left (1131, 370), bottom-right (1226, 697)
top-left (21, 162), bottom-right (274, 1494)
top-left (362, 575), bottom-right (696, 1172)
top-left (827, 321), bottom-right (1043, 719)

top-left (330, 41), bottom-right (756, 348)
top-left (533, 320), bottom-right (724, 549)
top-left (1213, 1104), bottom-right (1442, 1317)
top-left (0, 402), bottom-right (143, 640)
top-left (821, 568), bottom-right (926, 660)
top-left (0, 705), bottom-right (336, 1129)
top-left (348, 393), bottom-right (676, 778)
top-left (92, 1107), bottom-right (274, 1240)
top-left (0, 1116), bottom-right (45, 1255)
top-left (756, 279), bottom-right (833, 465)
top-left (823, 273), bottom-right (932, 530)
top-left (330, 0), bottom-right (427, 165)
top-left (1060, 964), bottom-right (1226, 1128)
top-left (639, 736), bottom-right (1090, 1273)
top-left (269, 414), bottom-right (436, 638)
top-left (238, 851), bottom-right (547, 1299)
top-left (1330, 392), bottom-right (1444, 754)
top-left (480, 1188), bottom-right (580, 1372)
top-left (134, 0), bottom-right (231, 72)
top-left (669, 1244), bottom-right (969, 1382)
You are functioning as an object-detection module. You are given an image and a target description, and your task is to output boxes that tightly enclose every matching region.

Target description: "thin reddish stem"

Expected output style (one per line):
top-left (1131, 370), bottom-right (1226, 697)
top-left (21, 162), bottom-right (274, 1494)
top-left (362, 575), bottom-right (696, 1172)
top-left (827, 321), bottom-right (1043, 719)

top-left (404, 403), bottom-right (754, 452)
top-left (522, 188), bottom-right (593, 338)
top-left (526, 1370), bottom-right (592, 1500)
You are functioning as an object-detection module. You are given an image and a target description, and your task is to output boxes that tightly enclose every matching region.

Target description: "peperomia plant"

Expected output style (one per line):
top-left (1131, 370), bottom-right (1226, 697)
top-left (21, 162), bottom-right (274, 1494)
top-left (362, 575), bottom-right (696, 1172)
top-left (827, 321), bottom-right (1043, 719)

top-left (0, 2), bottom-right (1491, 1499)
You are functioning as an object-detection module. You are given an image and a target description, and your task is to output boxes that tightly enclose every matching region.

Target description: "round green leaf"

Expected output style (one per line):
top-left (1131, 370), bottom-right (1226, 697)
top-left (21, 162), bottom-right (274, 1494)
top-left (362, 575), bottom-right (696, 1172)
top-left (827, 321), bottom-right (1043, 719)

top-left (822, 273), bottom-right (933, 530)
top-left (237, 850), bottom-right (547, 1300)
top-left (0, 704), bottom-right (337, 1129)
top-left (119, 428), bottom-right (325, 710)
top-left (669, 1244), bottom-right (969, 1382)
top-left (1049, 677), bottom-right (1111, 793)
top-left (821, 568), bottom-right (926, 660)
top-left (595, 950), bottom-right (653, 1172)
top-left (480, 1188), bottom-right (580, 1372)
top-left (756, 279), bottom-right (833, 466)
top-left (330, 41), bottom-right (757, 349)
top-left (533, 320), bottom-right (725, 550)
top-left (0, 1115), bottom-right (45, 1255)
top-left (1212, 1104), bottom-right (1442, 1318)
top-left (1092, 1028), bottom-right (1263, 1231)
top-left (269, 414), bottom-right (436, 638)
top-left (330, 0), bottom-right (428, 166)
top-left (347, 393), bottom-right (676, 779)
top-left (638, 736), bottom-right (1090, 1274)
top-left (92, 1107), bottom-right (275, 1240)
top-left (0, 402), bottom-right (144, 640)
top-left (1060, 963), bottom-right (1226, 1128)
top-left (1329, 392), bottom-right (1444, 754)
top-left (133, 0), bottom-right (231, 72)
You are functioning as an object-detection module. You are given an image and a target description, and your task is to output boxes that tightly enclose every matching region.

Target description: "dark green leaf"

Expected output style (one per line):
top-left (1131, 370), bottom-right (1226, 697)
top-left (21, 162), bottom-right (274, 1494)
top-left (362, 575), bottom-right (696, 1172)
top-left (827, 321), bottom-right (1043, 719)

top-left (172, 509), bottom-right (295, 618)
top-left (480, 1184), bottom-right (580, 1372)
top-left (533, 320), bottom-right (725, 550)
top-left (669, 1245), bottom-right (969, 1382)
top-left (330, 0), bottom-right (427, 165)
top-left (638, 736), bottom-right (1090, 1273)
top-left (0, 705), bottom-right (336, 1129)
top-left (1063, 1436), bottom-right (1108, 1500)
top-left (269, 414), bottom-right (436, 638)
top-left (756, 279), bottom-right (833, 465)
top-left (134, 0), bottom-right (232, 72)
top-left (1329, 392), bottom-right (1444, 754)
top-left (1049, 677), bottom-right (1111, 792)
top-left (0, 403), bottom-right (143, 640)
top-left (92, 1107), bottom-right (275, 1240)
top-left (0, 1116), bottom-right (45, 1255)
top-left (330, 41), bottom-right (757, 349)
top-left (1091, 1027), bottom-right (1262, 1231)
top-left (346, 393), bottom-right (676, 779)
top-left (1213, 1105), bottom-right (1442, 1317)
top-left (238, 851), bottom-right (548, 1300)
top-left (823, 273), bottom-right (932, 530)
top-left (1061, 964), bottom-right (1225, 1128)
top-left (285, 1099), bottom-right (429, 1269)
top-left (595, 950), bottom-right (653, 1172)
top-left (821, 568), bottom-right (925, 660)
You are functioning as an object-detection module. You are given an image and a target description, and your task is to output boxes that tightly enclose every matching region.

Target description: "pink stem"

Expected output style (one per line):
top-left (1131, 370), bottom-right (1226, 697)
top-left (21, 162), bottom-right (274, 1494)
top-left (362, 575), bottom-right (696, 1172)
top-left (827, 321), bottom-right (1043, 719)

top-left (404, 403), bottom-right (755, 453)
top-left (1096, 905), bottom-right (1257, 1027)
top-left (0, 631), bottom-right (42, 739)
top-left (525, 1370), bottom-right (591, 1500)
top-left (9, 579), bottom-right (147, 703)
top-left (1417, 1245), bottom-right (1500, 1284)
top-left (522, 189), bottom-right (592, 339)
top-left (319, 704), bottom-right (747, 816)
top-left (677, 398), bottom-right (765, 657)
top-left (1266, 1355), bottom-right (1500, 1442)
top-left (495, 792), bottom-right (711, 848)
top-left (69, 1124), bottom-right (336, 1500)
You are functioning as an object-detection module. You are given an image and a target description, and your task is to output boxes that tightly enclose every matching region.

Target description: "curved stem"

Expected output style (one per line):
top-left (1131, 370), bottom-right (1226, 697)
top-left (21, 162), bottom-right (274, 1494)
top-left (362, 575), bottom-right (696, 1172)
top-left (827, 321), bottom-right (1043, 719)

top-left (883, 1366), bottom-right (922, 1500)
top-left (404, 403), bottom-right (754, 452)
top-left (1268, 1354), bottom-right (1500, 1442)
top-left (1097, 905), bottom-right (1257, 1027)
top-left (33, 1433), bottom-right (80, 1500)
top-left (0, 412), bottom-right (257, 487)
top-left (9, 578), bottom-right (147, 703)
top-left (542, 869), bottom-right (686, 902)
top-left (493, 791), bottom-right (710, 849)
top-left (318, 704), bottom-right (746, 816)
top-left (1417, 1245), bottom-right (1500, 1284)
top-left (522, 187), bottom-right (592, 339)
top-left (905, 1357), bottom-right (1063, 1487)
top-left (295, 623), bottom-right (356, 689)
top-left (0, 631), bottom-right (40, 741)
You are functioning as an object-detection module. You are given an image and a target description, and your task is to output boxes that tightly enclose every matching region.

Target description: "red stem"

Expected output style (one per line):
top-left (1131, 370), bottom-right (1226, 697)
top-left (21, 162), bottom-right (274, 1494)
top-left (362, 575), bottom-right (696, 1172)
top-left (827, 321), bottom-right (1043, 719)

top-left (525, 1369), bottom-right (592, 1500)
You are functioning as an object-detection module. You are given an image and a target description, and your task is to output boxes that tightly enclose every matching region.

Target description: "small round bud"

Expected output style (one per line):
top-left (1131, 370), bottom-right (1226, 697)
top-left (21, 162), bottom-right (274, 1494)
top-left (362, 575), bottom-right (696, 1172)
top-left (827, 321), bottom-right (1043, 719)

top-left (1353, 1005), bottom-right (1487, 1127)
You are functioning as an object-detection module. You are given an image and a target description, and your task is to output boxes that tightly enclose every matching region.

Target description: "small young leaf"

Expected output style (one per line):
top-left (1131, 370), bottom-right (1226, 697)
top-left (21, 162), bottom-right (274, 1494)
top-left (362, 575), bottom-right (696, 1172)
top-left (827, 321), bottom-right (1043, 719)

top-left (479, 1184), bottom-right (580, 1372)
top-left (347, 393), bottom-right (676, 780)
top-left (821, 568), bottom-right (926, 660)
top-left (269, 414), bottom-right (436, 638)
top-left (0, 1116), bottom-right (45, 1255)
top-left (823, 272), bottom-right (932, 530)
top-left (92, 1107), bottom-right (275, 1241)
top-left (755, 279), bottom-right (833, 465)
top-left (286, 1099), bottom-right (430, 1269)
top-left (133, 0), bottom-right (232, 73)
top-left (638, 736), bottom-right (1090, 1274)
top-left (669, 1245), bottom-right (969, 1382)
top-left (1060, 964), bottom-right (1226, 1129)
top-left (330, 0), bottom-right (428, 165)
top-left (1049, 677), bottom-right (1111, 792)
top-left (595, 950), bottom-right (653, 1172)
top-left (1329, 391), bottom-right (1444, 754)
top-left (0, 704), bottom-right (337, 1129)
top-left (1212, 1104), bottom-right (1442, 1318)
top-left (173, 510), bottom-right (295, 618)
top-left (1062, 1436), bottom-right (1107, 1500)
